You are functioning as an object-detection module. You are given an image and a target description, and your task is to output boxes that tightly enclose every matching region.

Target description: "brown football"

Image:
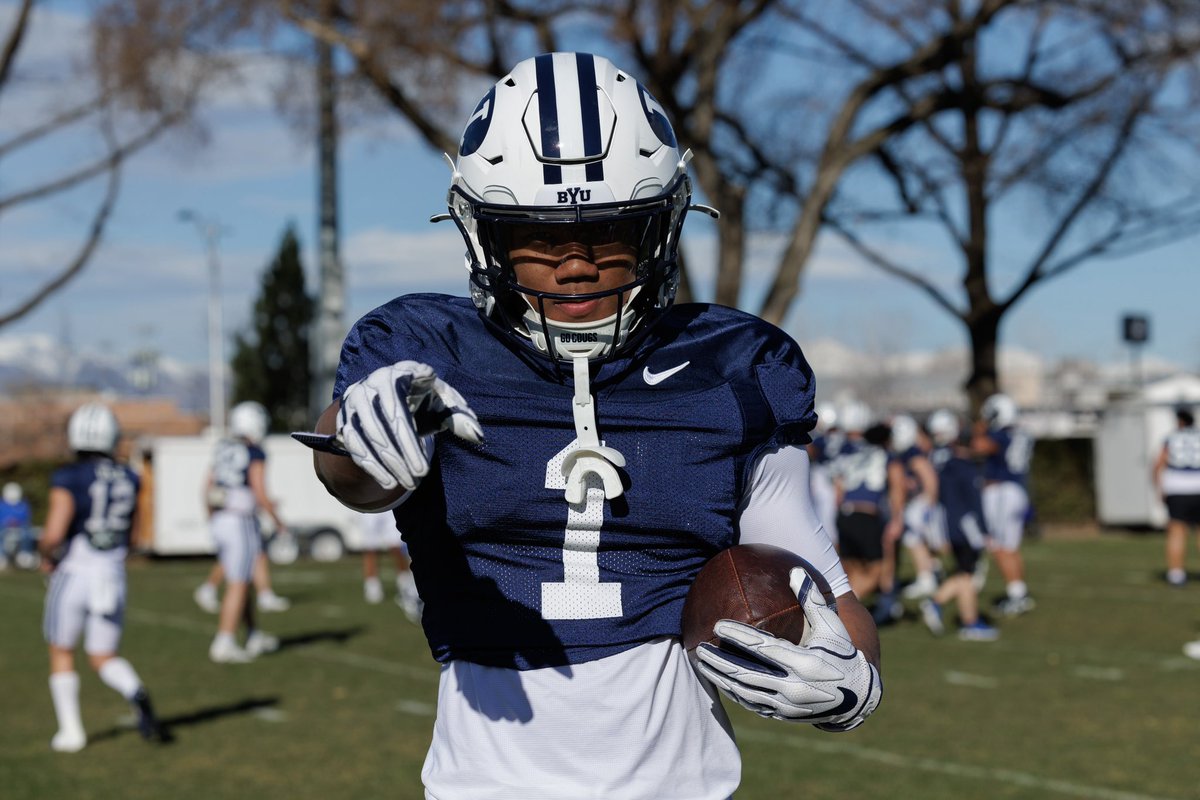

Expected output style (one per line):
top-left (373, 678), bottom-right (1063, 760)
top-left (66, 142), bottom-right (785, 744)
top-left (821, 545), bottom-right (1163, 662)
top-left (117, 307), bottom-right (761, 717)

top-left (681, 543), bottom-right (834, 654)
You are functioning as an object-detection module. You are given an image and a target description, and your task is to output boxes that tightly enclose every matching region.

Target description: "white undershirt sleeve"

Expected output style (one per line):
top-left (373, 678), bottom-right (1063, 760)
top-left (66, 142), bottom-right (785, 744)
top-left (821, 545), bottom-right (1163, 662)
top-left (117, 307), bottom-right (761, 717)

top-left (738, 444), bottom-right (851, 598)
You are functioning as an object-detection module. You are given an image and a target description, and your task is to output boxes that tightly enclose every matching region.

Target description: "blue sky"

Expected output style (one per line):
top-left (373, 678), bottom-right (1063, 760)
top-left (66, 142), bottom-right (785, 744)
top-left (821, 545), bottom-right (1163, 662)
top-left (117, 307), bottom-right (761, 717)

top-left (2, 2), bottom-right (1197, 377)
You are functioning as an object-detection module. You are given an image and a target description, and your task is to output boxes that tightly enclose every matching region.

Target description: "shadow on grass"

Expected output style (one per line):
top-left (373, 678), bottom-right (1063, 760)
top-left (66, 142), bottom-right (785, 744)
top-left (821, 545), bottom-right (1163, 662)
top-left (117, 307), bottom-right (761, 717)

top-left (88, 696), bottom-right (282, 744)
top-left (275, 625), bottom-right (366, 651)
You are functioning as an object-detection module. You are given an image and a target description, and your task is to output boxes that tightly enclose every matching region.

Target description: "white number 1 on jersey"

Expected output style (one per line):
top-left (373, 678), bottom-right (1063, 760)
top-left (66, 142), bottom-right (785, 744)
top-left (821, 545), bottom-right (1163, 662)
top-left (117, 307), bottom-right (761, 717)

top-left (541, 441), bottom-right (623, 620)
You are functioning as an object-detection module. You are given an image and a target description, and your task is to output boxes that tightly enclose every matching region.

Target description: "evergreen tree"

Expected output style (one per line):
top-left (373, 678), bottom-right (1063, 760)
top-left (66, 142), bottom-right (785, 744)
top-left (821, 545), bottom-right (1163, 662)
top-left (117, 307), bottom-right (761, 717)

top-left (231, 225), bottom-right (314, 432)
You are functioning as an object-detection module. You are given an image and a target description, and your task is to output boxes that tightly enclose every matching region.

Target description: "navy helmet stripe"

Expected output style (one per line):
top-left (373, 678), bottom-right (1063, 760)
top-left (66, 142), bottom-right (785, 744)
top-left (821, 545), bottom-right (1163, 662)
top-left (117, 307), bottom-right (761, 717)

top-left (534, 54), bottom-right (563, 185)
top-left (577, 53), bottom-right (605, 182)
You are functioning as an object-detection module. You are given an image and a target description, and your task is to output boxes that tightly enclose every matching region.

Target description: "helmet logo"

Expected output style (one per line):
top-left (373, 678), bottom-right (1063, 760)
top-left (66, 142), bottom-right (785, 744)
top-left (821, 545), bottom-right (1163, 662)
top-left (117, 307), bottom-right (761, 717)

top-left (556, 187), bottom-right (593, 203)
top-left (637, 83), bottom-right (676, 147)
top-left (460, 87), bottom-right (496, 157)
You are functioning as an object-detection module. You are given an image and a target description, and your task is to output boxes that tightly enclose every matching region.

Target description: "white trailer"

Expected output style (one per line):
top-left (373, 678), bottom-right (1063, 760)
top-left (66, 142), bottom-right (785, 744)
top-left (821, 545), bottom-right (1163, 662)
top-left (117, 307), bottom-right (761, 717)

top-left (1094, 375), bottom-right (1200, 529)
top-left (145, 433), bottom-right (367, 561)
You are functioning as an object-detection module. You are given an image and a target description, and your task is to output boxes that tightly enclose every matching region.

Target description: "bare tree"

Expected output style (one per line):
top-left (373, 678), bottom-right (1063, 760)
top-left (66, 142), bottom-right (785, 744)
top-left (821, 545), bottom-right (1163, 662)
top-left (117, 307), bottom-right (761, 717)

top-left (0, 0), bottom-right (195, 328)
top-left (801, 1), bottom-right (1200, 406)
top-left (94, 0), bottom-right (1200, 408)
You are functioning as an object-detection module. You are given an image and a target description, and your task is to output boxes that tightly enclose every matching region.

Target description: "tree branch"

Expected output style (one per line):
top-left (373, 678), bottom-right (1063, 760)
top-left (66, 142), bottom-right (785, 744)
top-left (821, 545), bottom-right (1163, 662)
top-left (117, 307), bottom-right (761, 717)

top-left (0, 144), bottom-right (121, 328)
top-left (824, 217), bottom-right (964, 320)
top-left (0, 0), bottom-right (33, 92)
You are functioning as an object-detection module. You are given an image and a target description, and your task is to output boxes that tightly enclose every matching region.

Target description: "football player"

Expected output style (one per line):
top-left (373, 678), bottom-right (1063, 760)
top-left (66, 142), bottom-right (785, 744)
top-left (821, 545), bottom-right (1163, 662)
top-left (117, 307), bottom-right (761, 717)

top-left (203, 401), bottom-right (285, 663)
top-left (806, 401), bottom-right (842, 549)
top-left (303, 53), bottom-right (881, 799)
top-left (1152, 405), bottom-right (1200, 587)
top-left (828, 402), bottom-right (905, 619)
top-left (972, 392), bottom-right (1036, 615)
top-left (38, 404), bottom-right (172, 752)
top-left (1, 481), bottom-right (36, 569)
top-left (359, 510), bottom-right (422, 621)
top-left (918, 424), bottom-right (998, 641)
top-left (890, 414), bottom-right (941, 602)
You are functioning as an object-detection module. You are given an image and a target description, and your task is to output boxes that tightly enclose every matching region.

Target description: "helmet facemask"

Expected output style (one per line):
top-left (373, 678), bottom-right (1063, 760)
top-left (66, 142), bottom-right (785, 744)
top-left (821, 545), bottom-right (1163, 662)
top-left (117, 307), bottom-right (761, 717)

top-left (453, 173), bottom-right (688, 362)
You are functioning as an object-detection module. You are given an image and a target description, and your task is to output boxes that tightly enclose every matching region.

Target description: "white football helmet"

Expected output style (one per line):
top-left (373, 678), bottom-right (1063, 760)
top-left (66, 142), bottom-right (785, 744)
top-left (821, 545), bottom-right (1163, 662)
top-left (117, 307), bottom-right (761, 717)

top-left (448, 52), bottom-right (693, 362)
top-left (68, 403), bottom-right (120, 455)
top-left (890, 414), bottom-right (918, 452)
top-left (839, 401), bottom-right (872, 434)
top-left (981, 393), bottom-right (1018, 428)
top-left (229, 401), bottom-right (269, 444)
top-left (926, 409), bottom-right (961, 446)
top-left (2, 482), bottom-right (21, 504)
top-left (815, 401), bottom-right (838, 432)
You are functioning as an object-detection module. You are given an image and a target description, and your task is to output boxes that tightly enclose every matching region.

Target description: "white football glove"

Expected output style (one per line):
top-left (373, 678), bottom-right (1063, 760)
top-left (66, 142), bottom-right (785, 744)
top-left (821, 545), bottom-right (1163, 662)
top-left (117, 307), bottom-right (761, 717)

top-left (337, 361), bottom-right (483, 491)
top-left (694, 568), bottom-right (882, 732)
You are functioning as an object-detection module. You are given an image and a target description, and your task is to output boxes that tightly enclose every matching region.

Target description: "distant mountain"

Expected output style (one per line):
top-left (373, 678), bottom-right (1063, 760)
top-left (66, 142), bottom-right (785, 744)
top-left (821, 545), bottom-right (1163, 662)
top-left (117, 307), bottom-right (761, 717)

top-left (0, 333), bottom-right (209, 412)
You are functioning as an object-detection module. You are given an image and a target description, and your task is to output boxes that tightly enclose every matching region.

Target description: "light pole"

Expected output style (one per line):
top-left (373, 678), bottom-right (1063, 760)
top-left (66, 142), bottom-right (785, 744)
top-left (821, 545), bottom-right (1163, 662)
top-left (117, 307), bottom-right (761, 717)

top-left (178, 209), bottom-right (227, 434)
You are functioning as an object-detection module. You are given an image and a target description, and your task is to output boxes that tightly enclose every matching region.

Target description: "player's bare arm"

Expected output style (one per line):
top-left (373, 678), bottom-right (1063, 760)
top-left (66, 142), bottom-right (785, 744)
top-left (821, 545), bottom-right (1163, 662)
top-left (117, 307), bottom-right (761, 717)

top-left (37, 487), bottom-right (73, 565)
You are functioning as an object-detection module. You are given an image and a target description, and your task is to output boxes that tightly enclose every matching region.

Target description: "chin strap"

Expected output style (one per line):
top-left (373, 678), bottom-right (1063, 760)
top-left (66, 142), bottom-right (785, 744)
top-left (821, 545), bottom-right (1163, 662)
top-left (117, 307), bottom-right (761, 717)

top-left (562, 356), bottom-right (626, 503)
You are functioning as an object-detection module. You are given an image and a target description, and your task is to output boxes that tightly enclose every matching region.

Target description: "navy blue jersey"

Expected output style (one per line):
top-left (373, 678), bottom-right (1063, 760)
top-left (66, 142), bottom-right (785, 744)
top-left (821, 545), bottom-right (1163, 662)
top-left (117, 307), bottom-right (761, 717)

top-left (334, 295), bottom-right (816, 669)
top-left (893, 445), bottom-right (927, 497)
top-left (212, 439), bottom-right (265, 489)
top-left (982, 427), bottom-right (1033, 484)
top-left (936, 452), bottom-right (985, 548)
top-left (830, 439), bottom-right (891, 507)
top-left (51, 457), bottom-right (140, 552)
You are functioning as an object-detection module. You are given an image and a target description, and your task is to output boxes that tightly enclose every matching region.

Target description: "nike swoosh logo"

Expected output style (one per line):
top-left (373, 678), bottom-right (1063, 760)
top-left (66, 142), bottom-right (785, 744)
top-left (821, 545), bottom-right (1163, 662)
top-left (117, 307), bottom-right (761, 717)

top-left (782, 687), bottom-right (860, 722)
top-left (642, 361), bottom-right (690, 386)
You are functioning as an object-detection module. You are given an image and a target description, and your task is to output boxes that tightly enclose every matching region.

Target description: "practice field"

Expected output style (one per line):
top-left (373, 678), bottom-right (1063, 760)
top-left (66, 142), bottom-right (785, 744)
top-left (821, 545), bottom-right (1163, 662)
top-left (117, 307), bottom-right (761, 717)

top-left (1, 530), bottom-right (1198, 800)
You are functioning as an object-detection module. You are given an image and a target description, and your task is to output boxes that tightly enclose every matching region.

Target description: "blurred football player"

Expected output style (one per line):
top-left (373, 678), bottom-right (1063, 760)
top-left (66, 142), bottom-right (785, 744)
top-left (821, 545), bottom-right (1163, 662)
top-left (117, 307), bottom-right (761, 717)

top-left (1, 480), bottom-right (37, 569)
top-left (973, 392), bottom-right (1036, 616)
top-left (828, 402), bottom-right (905, 621)
top-left (918, 426), bottom-right (998, 641)
top-left (1153, 405), bottom-right (1200, 587)
top-left (359, 510), bottom-right (422, 622)
top-left (38, 404), bottom-right (172, 752)
top-left (890, 414), bottom-right (941, 602)
top-left (202, 401), bottom-right (286, 663)
top-left (806, 401), bottom-right (842, 548)
top-left (303, 53), bottom-right (881, 798)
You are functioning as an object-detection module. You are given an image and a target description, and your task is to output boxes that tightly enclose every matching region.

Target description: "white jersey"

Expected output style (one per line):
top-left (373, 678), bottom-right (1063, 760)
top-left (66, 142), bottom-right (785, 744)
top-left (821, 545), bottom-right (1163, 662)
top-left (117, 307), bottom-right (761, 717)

top-left (1161, 427), bottom-right (1200, 496)
top-left (422, 446), bottom-right (847, 800)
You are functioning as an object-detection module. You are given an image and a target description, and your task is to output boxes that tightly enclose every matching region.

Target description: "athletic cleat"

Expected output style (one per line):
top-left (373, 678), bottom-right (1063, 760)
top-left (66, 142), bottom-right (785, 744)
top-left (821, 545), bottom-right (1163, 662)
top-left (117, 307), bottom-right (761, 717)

top-left (209, 639), bottom-right (256, 664)
top-left (957, 621), bottom-right (1000, 642)
top-left (51, 729), bottom-right (87, 753)
top-left (131, 689), bottom-right (174, 744)
top-left (871, 592), bottom-right (902, 625)
top-left (1166, 570), bottom-right (1187, 588)
top-left (245, 630), bottom-right (280, 657)
top-left (257, 592), bottom-right (291, 612)
top-left (193, 583), bottom-right (219, 614)
top-left (919, 598), bottom-right (945, 637)
top-left (994, 595), bottom-right (1036, 617)
top-left (1184, 640), bottom-right (1200, 660)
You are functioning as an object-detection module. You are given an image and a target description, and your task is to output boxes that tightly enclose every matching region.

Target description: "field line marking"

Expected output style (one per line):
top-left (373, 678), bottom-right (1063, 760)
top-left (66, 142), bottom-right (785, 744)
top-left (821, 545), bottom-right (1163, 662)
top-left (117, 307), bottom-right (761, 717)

top-left (943, 670), bottom-right (998, 689)
top-left (738, 729), bottom-right (1182, 800)
top-left (0, 582), bottom-right (439, 683)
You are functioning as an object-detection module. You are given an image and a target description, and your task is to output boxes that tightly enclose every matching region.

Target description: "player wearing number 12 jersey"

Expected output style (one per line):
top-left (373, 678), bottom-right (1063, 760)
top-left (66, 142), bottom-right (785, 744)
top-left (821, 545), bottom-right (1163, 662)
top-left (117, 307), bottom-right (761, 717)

top-left (306, 53), bottom-right (881, 799)
top-left (39, 404), bottom-right (171, 752)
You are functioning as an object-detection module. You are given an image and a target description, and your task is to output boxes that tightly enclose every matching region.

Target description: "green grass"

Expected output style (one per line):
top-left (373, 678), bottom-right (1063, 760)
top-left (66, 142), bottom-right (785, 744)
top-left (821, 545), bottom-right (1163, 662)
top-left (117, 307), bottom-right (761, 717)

top-left (1, 531), bottom-right (1198, 800)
